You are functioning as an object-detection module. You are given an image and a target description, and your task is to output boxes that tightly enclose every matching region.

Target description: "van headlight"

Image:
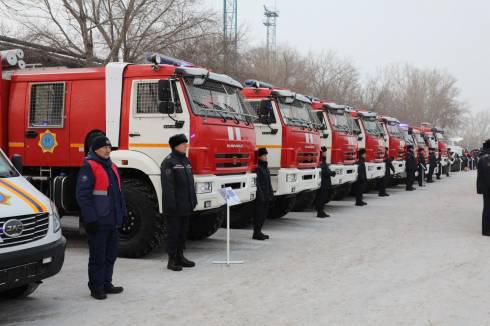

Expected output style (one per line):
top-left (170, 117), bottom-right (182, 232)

top-left (286, 174), bottom-right (297, 182)
top-left (251, 177), bottom-right (257, 187)
top-left (50, 200), bottom-right (61, 233)
top-left (195, 182), bottom-right (213, 194)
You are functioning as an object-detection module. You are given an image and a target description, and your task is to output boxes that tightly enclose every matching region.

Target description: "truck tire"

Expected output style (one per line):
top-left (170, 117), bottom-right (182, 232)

top-left (118, 179), bottom-right (165, 258)
top-left (0, 282), bottom-right (39, 299)
top-left (269, 196), bottom-right (296, 219)
top-left (188, 208), bottom-right (226, 240)
top-left (227, 202), bottom-right (254, 228)
top-left (292, 191), bottom-right (316, 212)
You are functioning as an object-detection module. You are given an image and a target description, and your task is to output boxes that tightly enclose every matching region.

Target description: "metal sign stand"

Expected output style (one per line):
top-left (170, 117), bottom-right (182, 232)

top-left (213, 188), bottom-right (244, 266)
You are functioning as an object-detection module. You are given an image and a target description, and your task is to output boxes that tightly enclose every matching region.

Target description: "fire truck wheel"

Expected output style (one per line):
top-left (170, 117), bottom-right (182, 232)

top-left (118, 179), bottom-right (165, 258)
top-left (188, 208), bottom-right (226, 240)
top-left (268, 196), bottom-right (296, 219)
top-left (292, 191), bottom-right (316, 212)
top-left (227, 202), bottom-right (254, 228)
top-left (0, 282), bottom-right (40, 299)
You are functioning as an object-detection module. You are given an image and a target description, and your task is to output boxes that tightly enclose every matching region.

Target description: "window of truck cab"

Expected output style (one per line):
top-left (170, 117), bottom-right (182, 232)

top-left (133, 79), bottom-right (183, 117)
top-left (362, 117), bottom-right (381, 136)
top-left (248, 100), bottom-right (276, 124)
top-left (386, 123), bottom-right (402, 138)
top-left (0, 151), bottom-right (19, 178)
top-left (327, 110), bottom-right (350, 133)
top-left (184, 78), bottom-right (255, 122)
top-left (277, 98), bottom-right (314, 127)
top-left (28, 82), bottom-right (66, 128)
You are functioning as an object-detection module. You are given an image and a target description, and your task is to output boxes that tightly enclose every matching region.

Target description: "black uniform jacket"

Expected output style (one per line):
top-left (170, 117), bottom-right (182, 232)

top-left (477, 151), bottom-right (490, 195)
top-left (256, 160), bottom-right (274, 203)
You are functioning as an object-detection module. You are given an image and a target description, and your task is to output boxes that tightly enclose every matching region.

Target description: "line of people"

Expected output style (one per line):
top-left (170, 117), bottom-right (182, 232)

top-left (405, 145), bottom-right (450, 191)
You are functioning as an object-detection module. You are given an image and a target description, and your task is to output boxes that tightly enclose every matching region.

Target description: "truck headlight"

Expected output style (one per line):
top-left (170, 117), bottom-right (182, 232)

top-left (50, 200), bottom-right (61, 233)
top-left (368, 166), bottom-right (374, 171)
top-left (195, 182), bottom-right (213, 194)
top-left (286, 174), bottom-right (297, 182)
top-left (335, 169), bottom-right (342, 175)
top-left (251, 177), bottom-right (257, 187)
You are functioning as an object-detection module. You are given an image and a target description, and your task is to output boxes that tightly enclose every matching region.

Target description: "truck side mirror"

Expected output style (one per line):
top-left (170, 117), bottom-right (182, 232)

top-left (11, 154), bottom-right (23, 174)
top-left (322, 130), bottom-right (329, 139)
top-left (357, 135), bottom-right (363, 141)
top-left (158, 79), bottom-right (175, 114)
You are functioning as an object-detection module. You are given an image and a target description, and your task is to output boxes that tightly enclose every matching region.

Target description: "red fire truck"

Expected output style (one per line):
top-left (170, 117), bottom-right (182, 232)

top-left (312, 101), bottom-right (358, 199)
top-left (349, 110), bottom-right (386, 181)
top-left (0, 53), bottom-right (258, 257)
top-left (409, 127), bottom-right (429, 166)
top-left (379, 116), bottom-right (406, 177)
top-left (432, 126), bottom-right (449, 173)
top-left (241, 80), bottom-right (321, 223)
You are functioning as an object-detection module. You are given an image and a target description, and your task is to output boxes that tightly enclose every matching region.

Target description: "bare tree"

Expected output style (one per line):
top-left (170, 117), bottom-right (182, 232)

top-left (461, 110), bottom-right (490, 149)
top-left (3, 0), bottom-right (216, 65)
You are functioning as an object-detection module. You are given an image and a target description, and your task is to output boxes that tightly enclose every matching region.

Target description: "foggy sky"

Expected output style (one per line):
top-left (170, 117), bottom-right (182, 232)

top-left (209, 0), bottom-right (490, 112)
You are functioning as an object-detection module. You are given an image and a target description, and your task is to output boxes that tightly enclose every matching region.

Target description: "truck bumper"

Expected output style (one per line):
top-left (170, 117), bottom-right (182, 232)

top-left (330, 164), bottom-right (358, 186)
top-left (274, 168), bottom-right (321, 196)
top-left (366, 162), bottom-right (385, 180)
top-left (392, 160), bottom-right (406, 176)
top-left (0, 236), bottom-right (66, 292)
top-left (193, 173), bottom-right (257, 211)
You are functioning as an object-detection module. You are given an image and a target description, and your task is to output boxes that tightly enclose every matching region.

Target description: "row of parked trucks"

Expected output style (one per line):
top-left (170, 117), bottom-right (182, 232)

top-left (0, 51), bottom-right (452, 296)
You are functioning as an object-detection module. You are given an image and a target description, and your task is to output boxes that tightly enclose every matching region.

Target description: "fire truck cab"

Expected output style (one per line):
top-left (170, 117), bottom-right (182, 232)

top-left (1, 53), bottom-right (257, 257)
top-left (312, 101), bottom-right (357, 198)
top-left (379, 116), bottom-right (406, 177)
top-left (242, 80), bottom-right (321, 218)
top-left (350, 110), bottom-right (385, 180)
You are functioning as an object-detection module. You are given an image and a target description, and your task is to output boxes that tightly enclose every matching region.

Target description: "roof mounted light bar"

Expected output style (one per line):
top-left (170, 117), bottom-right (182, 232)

top-left (244, 79), bottom-right (274, 89)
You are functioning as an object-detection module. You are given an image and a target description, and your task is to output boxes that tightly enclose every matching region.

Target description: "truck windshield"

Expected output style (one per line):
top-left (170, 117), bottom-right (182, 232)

top-left (436, 132), bottom-right (445, 141)
top-left (414, 133), bottom-right (425, 145)
top-left (278, 98), bottom-right (316, 127)
top-left (402, 130), bottom-right (415, 145)
top-left (362, 118), bottom-right (382, 136)
top-left (0, 152), bottom-right (19, 178)
top-left (426, 135), bottom-right (437, 148)
top-left (328, 111), bottom-right (350, 132)
top-left (185, 79), bottom-right (256, 122)
top-left (387, 123), bottom-right (402, 138)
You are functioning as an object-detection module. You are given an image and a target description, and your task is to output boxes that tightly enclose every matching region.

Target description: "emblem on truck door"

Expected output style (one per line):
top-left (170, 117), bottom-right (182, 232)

top-left (3, 219), bottom-right (24, 238)
top-left (38, 130), bottom-right (59, 153)
top-left (0, 191), bottom-right (11, 205)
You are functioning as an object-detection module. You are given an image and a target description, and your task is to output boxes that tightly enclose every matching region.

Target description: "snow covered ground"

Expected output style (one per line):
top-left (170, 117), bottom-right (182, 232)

top-left (1, 171), bottom-right (485, 326)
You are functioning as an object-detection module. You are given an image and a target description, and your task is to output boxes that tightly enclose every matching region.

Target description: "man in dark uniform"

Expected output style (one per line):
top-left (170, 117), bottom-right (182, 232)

top-left (353, 148), bottom-right (367, 206)
top-left (477, 139), bottom-right (490, 236)
top-left (378, 149), bottom-right (395, 197)
top-left (161, 134), bottom-right (197, 271)
top-left (446, 150), bottom-right (452, 177)
top-left (417, 148), bottom-right (427, 187)
top-left (315, 146), bottom-right (336, 217)
top-left (76, 136), bottom-right (126, 300)
top-left (405, 145), bottom-right (417, 191)
top-left (427, 148), bottom-right (437, 183)
top-left (254, 148), bottom-right (274, 240)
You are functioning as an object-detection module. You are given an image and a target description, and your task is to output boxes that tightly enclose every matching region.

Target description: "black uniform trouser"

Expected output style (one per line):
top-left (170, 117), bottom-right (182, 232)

top-left (254, 200), bottom-right (270, 234)
top-left (378, 175), bottom-right (389, 195)
top-left (353, 180), bottom-right (366, 204)
top-left (437, 163), bottom-right (442, 178)
top-left (418, 166), bottom-right (425, 186)
top-left (406, 170), bottom-right (415, 189)
top-left (483, 194), bottom-right (490, 236)
top-left (445, 162), bottom-right (450, 176)
top-left (167, 215), bottom-right (190, 255)
top-left (87, 227), bottom-right (118, 291)
top-left (427, 167), bottom-right (434, 181)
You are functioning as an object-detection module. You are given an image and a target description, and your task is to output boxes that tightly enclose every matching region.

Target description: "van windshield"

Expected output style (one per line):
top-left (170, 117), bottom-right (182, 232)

top-left (185, 79), bottom-right (256, 122)
top-left (0, 152), bottom-right (19, 178)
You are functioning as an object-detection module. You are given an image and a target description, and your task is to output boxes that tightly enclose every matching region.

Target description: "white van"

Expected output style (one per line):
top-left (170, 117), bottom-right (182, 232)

top-left (0, 149), bottom-right (65, 299)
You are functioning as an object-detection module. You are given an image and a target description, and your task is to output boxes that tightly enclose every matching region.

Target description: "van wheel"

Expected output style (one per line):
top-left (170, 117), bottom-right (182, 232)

top-left (119, 179), bottom-right (165, 258)
top-left (188, 208), bottom-right (226, 240)
top-left (269, 196), bottom-right (296, 219)
top-left (292, 191), bottom-right (316, 211)
top-left (0, 282), bottom-right (39, 299)
top-left (227, 202), bottom-right (254, 228)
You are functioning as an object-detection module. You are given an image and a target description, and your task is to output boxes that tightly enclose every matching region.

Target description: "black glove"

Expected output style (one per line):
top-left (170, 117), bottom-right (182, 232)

top-left (85, 222), bottom-right (99, 234)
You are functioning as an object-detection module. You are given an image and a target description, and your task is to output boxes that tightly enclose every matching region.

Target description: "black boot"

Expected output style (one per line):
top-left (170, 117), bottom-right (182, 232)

top-left (167, 254), bottom-right (183, 271)
top-left (91, 289), bottom-right (107, 300)
top-left (253, 232), bottom-right (268, 240)
top-left (178, 251), bottom-right (196, 268)
top-left (104, 284), bottom-right (124, 294)
top-left (317, 210), bottom-right (330, 218)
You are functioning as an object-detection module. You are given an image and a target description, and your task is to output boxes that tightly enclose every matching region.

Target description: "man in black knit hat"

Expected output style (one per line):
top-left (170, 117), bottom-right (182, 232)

top-left (315, 146), bottom-right (336, 217)
top-left (405, 145), bottom-right (417, 191)
top-left (161, 134), bottom-right (197, 271)
top-left (253, 147), bottom-right (274, 240)
top-left (353, 148), bottom-right (367, 206)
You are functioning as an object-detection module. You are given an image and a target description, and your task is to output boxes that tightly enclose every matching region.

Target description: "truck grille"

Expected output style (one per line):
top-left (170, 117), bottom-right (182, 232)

top-left (297, 152), bottom-right (318, 165)
top-left (215, 153), bottom-right (249, 169)
top-left (343, 151), bottom-right (356, 162)
top-left (0, 213), bottom-right (49, 248)
top-left (375, 149), bottom-right (385, 161)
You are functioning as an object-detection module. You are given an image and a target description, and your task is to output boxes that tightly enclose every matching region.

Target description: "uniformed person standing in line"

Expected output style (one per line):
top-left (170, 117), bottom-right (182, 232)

top-left (76, 136), bottom-right (126, 300)
top-left (161, 134), bottom-right (197, 271)
top-left (477, 139), bottom-right (490, 236)
top-left (417, 148), bottom-right (427, 187)
top-left (427, 148), bottom-right (437, 183)
top-left (378, 149), bottom-right (395, 197)
top-left (254, 148), bottom-right (274, 240)
top-left (405, 145), bottom-right (417, 191)
top-left (354, 148), bottom-right (367, 206)
top-left (445, 150), bottom-right (452, 177)
top-left (315, 146), bottom-right (336, 217)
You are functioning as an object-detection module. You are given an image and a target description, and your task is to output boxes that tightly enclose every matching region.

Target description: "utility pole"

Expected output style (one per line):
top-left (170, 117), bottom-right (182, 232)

top-left (223, 0), bottom-right (238, 74)
top-left (263, 4), bottom-right (279, 77)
